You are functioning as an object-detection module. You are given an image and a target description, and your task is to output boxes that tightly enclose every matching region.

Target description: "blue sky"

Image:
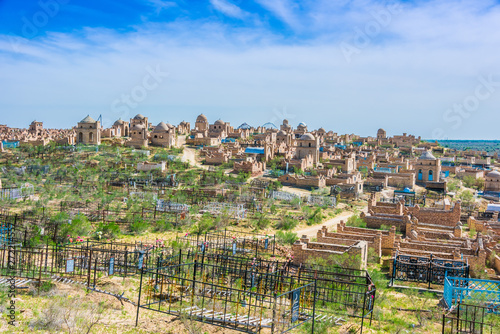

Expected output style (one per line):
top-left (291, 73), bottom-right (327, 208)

top-left (1, 0), bottom-right (500, 139)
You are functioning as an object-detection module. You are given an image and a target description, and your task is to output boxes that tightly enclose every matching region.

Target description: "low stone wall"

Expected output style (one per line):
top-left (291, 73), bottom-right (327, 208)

top-left (399, 240), bottom-right (460, 254)
top-left (292, 238), bottom-right (367, 269)
top-left (319, 232), bottom-right (380, 256)
top-left (387, 174), bottom-right (415, 189)
top-left (406, 220), bottom-right (462, 239)
top-left (406, 202), bottom-right (461, 227)
top-left (361, 214), bottom-right (406, 233)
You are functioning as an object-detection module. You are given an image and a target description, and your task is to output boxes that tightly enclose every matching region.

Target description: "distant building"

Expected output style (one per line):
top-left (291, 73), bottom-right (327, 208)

top-left (377, 128), bottom-right (386, 140)
top-left (485, 170), bottom-right (500, 193)
top-left (76, 115), bottom-right (101, 145)
top-left (415, 150), bottom-right (441, 183)
top-left (28, 121), bottom-right (43, 136)
top-left (151, 122), bottom-right (176, 148)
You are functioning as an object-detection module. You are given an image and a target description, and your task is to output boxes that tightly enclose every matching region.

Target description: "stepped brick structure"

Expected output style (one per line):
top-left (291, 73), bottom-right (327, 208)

top-left (233, 157), bottom-right (264, 176)
top-left (361, 194), bottom-right (461, 232)
top-left (292, 235), bottom-right (368, 269)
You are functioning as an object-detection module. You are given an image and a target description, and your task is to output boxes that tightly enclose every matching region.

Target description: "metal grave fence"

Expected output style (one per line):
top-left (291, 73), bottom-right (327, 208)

top-left (269, 190), bottom-right (301, 202)
top-left (444, 275), bottom-right (500, 313)
top-left (136, 261), bottom-right (317, 334)
top-left (307, 195), bottom-right (336, 207)
top-left (441, 303), bottom-right (497, 334)
top-left (203, 202), bottom-right (247, 219)
top-left (391, 254), bottom-right (469, 287)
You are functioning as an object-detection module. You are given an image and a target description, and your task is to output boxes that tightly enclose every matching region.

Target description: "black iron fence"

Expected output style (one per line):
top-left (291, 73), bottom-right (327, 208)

top-left (390, 254), bottom-right (469, 287)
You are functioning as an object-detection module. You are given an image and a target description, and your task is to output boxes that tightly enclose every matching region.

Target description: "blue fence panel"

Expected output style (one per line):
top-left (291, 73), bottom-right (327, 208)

top-left (2, 141), bottom-right (19, 148)
top-left (444, 275), bottom-right (500, 313)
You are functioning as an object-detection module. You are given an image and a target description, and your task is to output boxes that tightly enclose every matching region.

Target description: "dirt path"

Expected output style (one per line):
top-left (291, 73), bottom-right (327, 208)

top-left (293, 211), bottom-right (355, 238)
top-left (179, 136), bottom-right (209, 170)
top-left (293, 205), bottom-right (368, 238)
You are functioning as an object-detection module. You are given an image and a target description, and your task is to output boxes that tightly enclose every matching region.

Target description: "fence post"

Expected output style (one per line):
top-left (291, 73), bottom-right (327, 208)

top-left (93, 256), bottom-right (98, 289)
top-left (135, 266), bottom-right (144, 327)
top-left (38, 250), bottom-right (43, 296)
top-left (124, 249), bottom-right (128, 277)
top-left (311, 280), bottom-right (317, 334)
top-left (390, 252), bottom-right (398, 287)
top-left (428, 254), bottom-right (432, 289)
top-left (87, 249), bottom-right (92, 288)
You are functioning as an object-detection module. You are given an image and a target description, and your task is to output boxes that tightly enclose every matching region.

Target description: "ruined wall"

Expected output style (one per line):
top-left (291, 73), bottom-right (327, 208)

top-left (406, 202), bottom-right (461, 227)
top-left (318, 233), bottom-right (380, 257)
top-left (292, 239), bottom-right (367, 269)
top-left (361, 212), bottom-right (407, 233)
top-left (369, 201), bottom-right (404, 215)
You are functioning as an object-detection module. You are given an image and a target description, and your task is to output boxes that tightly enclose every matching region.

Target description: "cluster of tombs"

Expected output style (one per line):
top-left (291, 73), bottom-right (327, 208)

top-left (179, 116), bottom-right (500, 196)
top-left (76, 114), bottom-right (189, 149)
top-left (292, 194), bottom-right (500, 278)
top-left (0, 121), bottom-right (76, 147)
top-left (2, 114), bottom-right (500, 198)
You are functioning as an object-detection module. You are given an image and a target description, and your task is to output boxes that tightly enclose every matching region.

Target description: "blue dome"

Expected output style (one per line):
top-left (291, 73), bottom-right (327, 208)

top-left (237, 122), bottom-right (252, 130)
top-left (262, 122), bottom-right (278, 129)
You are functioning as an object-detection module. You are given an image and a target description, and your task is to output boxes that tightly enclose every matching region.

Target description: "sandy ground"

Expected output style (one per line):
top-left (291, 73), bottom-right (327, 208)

top-left (179, 135), bottom-right (209, 170)
top-left (281, 185), bottom-right (314, 197)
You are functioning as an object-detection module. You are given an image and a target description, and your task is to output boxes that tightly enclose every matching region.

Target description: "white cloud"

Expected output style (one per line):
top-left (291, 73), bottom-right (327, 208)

top-left (254, 0), bottom-right (301, 30)
top-left (210, 0), bottom-right (248, 19)
top-left (1, 0), bottom-right (500, 139)
top-left (144, 0), bottom-right (177, 15)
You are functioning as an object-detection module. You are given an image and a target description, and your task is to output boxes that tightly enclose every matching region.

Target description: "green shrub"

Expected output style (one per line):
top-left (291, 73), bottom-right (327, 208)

top-left (274, 216), bottom-right (298, 231)
top-left (59, 214), bottom-right (92, 242)
top-left (346, 214), bottom-right (366, 228)
top-left (128, 218), bottom-right (149, 235)
top-left (289, 197), bottom-right (301, 209)
top-left (191, 214), bottom-right (214, 235)
top-left (276, 231), bottom-right (298, 245)
top-left (252, 213), bottom-right (271, 231)
top-left (154, 219), bottom-right (174, 232)
top-left (97, 221), bottom-right (121, 239)
top-left (306, 207), bottom-right (324, 226)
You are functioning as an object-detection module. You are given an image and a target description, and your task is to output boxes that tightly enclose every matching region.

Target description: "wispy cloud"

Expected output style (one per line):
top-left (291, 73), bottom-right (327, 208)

top-left (0, 0), bottom-right (499, 139)
top-left (254, 0), bottom-right (301, 30)
top-left (210, 0), bottom-right (248, 19)
top-left (144, 0), bottom-right (177, 15)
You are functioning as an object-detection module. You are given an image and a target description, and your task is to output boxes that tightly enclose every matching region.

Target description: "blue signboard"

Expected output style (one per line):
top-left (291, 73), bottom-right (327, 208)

top-left (251, 273), bottom-right (255, 288)
top-left (109, 257), bottom-right (115, 275)
top-left (200, 243), bottom-right (205, 252)
top-left (291, 289), bottom-right (301, 323)
top-left (66, 259), bottom-right (75, 273)
top-left (232, 242), bottom-right (236, 255)
top-left (265, 238), bottom-right (269, 250)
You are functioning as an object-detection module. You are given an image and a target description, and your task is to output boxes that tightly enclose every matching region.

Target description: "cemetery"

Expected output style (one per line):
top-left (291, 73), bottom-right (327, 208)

top-left (0, 119), bottom-right (498, 333)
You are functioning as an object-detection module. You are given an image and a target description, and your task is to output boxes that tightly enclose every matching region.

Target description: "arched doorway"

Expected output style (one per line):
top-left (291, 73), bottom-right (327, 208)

top-left (428, 170), bottom-right (433, 181)
top-left (418, 169), bottom-right (423, 181)
top-left (89, 132), bottom-right (94, 143)
top-left (79, 132), bottom-right (83, 143)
